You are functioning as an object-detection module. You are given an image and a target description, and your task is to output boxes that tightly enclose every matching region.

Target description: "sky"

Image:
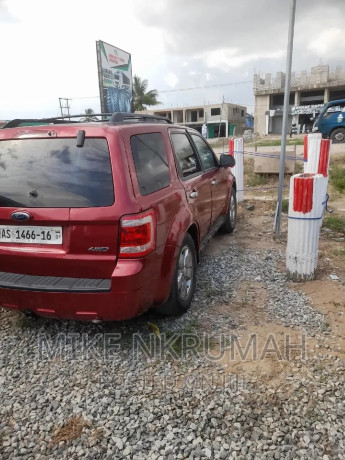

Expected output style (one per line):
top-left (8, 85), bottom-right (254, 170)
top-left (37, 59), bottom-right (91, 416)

top-left (0, 0), bottom-right (345, 119)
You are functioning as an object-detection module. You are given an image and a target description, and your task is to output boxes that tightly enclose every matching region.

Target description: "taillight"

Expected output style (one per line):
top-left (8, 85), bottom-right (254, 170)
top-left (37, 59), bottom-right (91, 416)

top-left (119, 209), bottom-right (156, 258)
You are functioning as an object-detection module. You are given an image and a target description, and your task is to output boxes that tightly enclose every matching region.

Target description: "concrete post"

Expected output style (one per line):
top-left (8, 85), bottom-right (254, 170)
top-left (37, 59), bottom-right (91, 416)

top-left (233, 138), bottom-right (244, 203)
top-left (294, 91), bottom-right (300, 106)
top-left (286, 173), bottom-right (327, 280)
top-left (324, 88), bottom-right (330, 104)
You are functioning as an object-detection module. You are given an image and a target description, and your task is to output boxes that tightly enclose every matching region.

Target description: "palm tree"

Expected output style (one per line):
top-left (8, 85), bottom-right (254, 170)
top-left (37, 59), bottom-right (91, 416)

top-left (80, 108), bottom-right (99, 122)
top-left (133, 75), bottom-right (161, 111)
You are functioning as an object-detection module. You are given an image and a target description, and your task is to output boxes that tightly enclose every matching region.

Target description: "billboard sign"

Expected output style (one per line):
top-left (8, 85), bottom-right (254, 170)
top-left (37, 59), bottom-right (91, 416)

top-left (96, 40), bottom-right (132, 114)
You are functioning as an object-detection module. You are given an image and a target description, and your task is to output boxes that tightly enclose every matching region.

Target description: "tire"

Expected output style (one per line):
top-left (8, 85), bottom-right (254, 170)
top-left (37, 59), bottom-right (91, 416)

top-left (330, 128), bottom-right (345, 144)
top-left (221, 187), bottom-right (237, 233)
top-left (155, 233), bottom-right (197, 316)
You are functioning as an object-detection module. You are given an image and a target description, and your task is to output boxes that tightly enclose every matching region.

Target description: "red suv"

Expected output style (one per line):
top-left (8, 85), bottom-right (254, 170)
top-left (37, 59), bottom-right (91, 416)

top-left (0, 113), bottom-right (236, 321)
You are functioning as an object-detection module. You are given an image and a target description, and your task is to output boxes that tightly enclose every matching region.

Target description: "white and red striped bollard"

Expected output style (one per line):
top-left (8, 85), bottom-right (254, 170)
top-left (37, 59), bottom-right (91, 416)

top-left (304, 133), bottom-right (331, 177)
top-left (286, 173), bottom-right (327, 280)
top-left (303, 133), bottom-right (331, 226)
top-left (228, 138), bottom-right (244, 203)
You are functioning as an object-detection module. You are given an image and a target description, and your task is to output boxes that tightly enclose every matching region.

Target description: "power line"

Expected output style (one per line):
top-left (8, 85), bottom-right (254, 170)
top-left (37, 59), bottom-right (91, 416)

top-left (159, 80), bottom-right (252, 93)
top-left (67, 79), bottom-right (253, 100)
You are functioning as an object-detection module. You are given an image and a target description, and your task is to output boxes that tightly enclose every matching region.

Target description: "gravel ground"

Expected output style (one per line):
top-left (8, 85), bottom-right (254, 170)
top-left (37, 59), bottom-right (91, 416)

top-left (0, 238), bottom-right (344, 459)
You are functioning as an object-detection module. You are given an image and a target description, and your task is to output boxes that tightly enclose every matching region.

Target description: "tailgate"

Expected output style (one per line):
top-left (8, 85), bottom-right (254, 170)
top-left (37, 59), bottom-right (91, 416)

top-left (0, 136), bottom-right (119, 279)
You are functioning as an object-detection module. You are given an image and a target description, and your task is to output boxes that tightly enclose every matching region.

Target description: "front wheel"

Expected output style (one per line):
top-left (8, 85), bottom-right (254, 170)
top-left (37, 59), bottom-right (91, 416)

top-left (330, 128), bottom-right (345, 144)
top-left (155, 233), bottom-right (197, 316)
top-left (221, 187), bottom-right (237, 233)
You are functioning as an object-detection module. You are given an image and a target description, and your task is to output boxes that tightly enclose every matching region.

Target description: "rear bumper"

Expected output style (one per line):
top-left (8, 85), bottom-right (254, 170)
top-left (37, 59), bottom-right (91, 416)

top-left (0, 246), bottom-right (176, 321)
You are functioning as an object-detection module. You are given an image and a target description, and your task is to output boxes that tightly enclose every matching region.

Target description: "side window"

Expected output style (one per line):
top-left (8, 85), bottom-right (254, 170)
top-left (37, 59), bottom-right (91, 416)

top-left (130, 133), bottom-right (170, 195)
top-left (171, 133), bottom-right (202, 178)
top-left (190, 134), bottom-right (218, 170)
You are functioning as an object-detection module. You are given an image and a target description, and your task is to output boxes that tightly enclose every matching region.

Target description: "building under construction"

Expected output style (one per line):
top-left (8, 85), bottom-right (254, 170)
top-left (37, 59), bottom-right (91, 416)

top-left (254, 65), bottom-right (345, 135)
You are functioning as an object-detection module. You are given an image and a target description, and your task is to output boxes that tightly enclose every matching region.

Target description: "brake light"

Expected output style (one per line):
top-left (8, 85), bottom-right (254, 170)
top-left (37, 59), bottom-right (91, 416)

top-left (119, 209), bottom-right (156, 258)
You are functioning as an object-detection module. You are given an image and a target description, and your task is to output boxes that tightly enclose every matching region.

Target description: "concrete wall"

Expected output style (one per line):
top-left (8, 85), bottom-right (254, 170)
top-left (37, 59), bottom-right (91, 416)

top-left (254, 94), bottom-right (270, 135)
top-left (138, 103), bottom-right (247, 135)
top-left (254, 65), bottom-right (345, 94)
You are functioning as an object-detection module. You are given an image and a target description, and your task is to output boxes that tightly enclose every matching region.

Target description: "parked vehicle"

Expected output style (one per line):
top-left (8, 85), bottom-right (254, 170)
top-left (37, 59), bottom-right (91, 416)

top-left (312, 99), bottom-right (345, 143)
top-left (0, 113), bottom-right (236, 321)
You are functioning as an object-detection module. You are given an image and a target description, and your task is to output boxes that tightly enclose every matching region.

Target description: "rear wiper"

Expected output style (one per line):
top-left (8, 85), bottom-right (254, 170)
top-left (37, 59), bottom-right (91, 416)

top-left (77, 130), bottom-right (86, 147)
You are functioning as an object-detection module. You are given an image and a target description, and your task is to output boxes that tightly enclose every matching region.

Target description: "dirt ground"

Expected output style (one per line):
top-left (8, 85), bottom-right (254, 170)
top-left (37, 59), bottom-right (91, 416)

top-left (204, 196), bottom-right (345, 387)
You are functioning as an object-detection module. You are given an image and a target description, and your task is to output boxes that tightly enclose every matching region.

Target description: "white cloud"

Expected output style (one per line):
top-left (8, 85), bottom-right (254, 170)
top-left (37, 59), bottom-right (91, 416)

top-left (204, 48), bottom-right (285, 70)
top-left (164, 72), bottom-right (179, 88)
top-left (307, 28), bottom-right (345, 59)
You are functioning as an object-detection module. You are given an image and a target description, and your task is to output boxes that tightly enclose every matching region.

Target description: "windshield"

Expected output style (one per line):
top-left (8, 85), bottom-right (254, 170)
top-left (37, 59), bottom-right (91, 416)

top-left (0, 138), bottom-right (114, 207)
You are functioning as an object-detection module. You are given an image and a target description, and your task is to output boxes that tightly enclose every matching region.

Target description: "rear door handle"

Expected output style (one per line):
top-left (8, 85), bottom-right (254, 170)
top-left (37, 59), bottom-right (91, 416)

top-left (211, 179), bottom-right (218, 186)
top-left (189, 190), bottom-right (199, 199)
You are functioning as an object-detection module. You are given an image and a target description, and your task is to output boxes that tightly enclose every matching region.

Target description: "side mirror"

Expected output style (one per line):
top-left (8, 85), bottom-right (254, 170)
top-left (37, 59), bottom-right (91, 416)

top-left (220, 154), bottom-right (236, 168)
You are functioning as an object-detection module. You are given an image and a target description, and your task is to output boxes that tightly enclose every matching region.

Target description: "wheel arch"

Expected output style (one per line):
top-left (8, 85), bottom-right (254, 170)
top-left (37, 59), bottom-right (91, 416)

top-left (187, 223), bottom-right (200, 262)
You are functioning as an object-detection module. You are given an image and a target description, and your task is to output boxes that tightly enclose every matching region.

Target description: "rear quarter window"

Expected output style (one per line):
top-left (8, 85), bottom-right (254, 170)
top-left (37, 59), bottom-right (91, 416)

top-left (130, 133), bottom-right (170, 195)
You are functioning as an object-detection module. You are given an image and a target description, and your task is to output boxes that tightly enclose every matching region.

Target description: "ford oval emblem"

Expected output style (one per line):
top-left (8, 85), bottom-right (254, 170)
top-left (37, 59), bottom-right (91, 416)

top-left (11, 211), bottom-right (32, 221)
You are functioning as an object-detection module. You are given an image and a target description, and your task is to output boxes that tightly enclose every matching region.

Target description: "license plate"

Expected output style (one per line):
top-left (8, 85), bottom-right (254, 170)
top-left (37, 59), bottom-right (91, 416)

top-left (0, 226), bottom-right (63, 245)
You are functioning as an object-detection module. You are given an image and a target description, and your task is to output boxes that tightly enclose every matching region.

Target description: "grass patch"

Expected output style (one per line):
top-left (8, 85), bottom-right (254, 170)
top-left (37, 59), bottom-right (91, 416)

top-left (332, 248), bottom-right (345, 258)
top-left (294, 161), bottom-right (304, 174)
top-left (247, 138), bottom-right (304, 147)
top-left (330, 165), bottom-right (345, 193)
top-left (332, 301), bottom-right (341, 308)
top-left (323, 216), bottom-right (345, 235)
top-left (246, 173), bottom-right (269, 187)
top-left (282, 198), bottom-right (289, 213)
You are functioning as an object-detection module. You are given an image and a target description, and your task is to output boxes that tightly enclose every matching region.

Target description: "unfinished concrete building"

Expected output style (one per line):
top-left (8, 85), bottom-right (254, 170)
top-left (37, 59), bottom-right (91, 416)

top-left (138, 102), bottom-right (247, 138)
top-left (254, 65), bottom-right (345, 135)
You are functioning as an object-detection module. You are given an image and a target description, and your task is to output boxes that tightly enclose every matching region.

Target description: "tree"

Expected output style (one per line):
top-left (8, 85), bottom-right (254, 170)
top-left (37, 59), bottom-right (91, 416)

top-left (80, 108), bottom-right (99, 122)
top-left (133, 75), bottom-right (160, 111)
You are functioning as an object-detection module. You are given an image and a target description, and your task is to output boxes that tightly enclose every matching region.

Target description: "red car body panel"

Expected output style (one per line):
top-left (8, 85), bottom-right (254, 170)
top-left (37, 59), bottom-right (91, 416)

top-left (0, 121), bottom-right (234, 320)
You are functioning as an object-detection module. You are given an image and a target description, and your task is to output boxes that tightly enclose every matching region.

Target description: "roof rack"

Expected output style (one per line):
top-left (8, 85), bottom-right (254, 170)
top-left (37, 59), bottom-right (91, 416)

top-left (2, 112), bottom-right (172, 129)
top-left (2, 114), bottom-right (113, 129)
top-left (108, 112), bottom-right (172, 124)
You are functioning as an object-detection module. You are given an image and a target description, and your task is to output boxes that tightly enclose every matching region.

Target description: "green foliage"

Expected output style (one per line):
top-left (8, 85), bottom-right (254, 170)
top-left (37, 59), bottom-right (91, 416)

top-left (248, 139), bottom-right (304, 147)
top-left (133, 75), bottom-right (160, 111)
top-left (294, 161), bottom-right (304, 174)
top-left (282, 198), bottom-right (289, 213)
top-left (246, 173), bottom-right (269, 187)
top-left (323, 216), bottom-right (345, 235)
top-left (330, 165), bottom-right (345, 193)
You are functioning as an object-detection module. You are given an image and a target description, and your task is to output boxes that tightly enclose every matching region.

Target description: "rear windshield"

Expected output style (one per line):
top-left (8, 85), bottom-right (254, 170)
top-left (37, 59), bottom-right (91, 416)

top-left (0, 138), bottom-right (114, 207)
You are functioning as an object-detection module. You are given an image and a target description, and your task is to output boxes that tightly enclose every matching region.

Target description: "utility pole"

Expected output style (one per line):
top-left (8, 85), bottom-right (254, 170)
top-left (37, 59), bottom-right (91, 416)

top-left (59, 98), bottom-right (71, 119)
top-left (275, 0), bottom-right (297, 240)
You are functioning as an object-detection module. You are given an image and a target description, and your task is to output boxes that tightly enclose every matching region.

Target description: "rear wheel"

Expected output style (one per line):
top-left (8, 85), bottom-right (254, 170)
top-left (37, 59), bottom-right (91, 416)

top-left (330, 128), bottom-right (345, 143)
top-left (155, 233), bottom-right (197, 316)
top-left (221, 187), bottom-right (237, 233)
